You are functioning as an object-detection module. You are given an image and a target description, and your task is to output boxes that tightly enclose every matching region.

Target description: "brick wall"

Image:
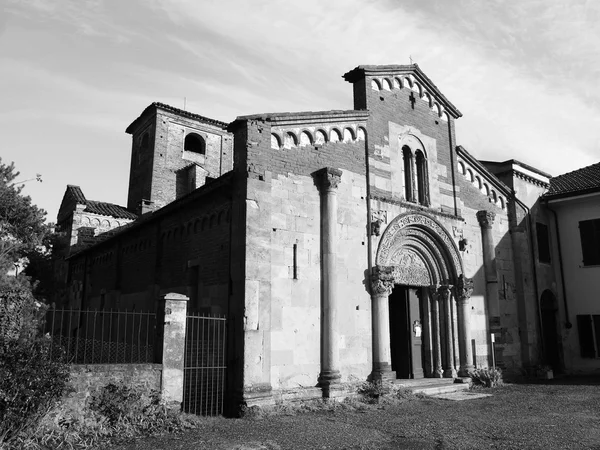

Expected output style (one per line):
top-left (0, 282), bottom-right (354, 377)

top-left (68, 182), bottom-right (232, 315)
top-left (126, 108), bottom-right (233, 212)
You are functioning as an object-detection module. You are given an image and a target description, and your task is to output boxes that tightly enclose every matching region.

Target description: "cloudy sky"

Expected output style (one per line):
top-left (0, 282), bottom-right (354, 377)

top-left (2, 0), bottom-right (599, 220)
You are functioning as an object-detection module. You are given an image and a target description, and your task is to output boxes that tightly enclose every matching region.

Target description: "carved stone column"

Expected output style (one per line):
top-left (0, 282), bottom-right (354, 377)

top-left (313, 167), bottom-right (343, 394)
top-left (370, 266), bottom-right (395, 381)
top-left (454, 275), bottom-right (475, 376)
top-left (417, 287), bottom-right (432, 377)
top-left (477, 210), bottom-right (500, 329)
top-left (439, 285), bottom-right (456, 378)
top-left (428, 286), bottom-right (443, 378)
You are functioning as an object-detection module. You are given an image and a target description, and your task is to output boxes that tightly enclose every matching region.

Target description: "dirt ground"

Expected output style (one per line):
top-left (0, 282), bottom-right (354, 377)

top-left (113, 378), bottom-right (600, 450)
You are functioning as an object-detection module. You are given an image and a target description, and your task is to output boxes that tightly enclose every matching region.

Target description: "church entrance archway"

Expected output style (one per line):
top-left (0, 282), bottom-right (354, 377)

top-left (371, 212), bottom-right (474, 380)
top-left (541, 290), bottom-right (560, 371)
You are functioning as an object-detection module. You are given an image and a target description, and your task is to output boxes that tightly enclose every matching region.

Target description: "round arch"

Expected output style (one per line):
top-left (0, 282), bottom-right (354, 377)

top-left (376, 212), bottom-right (464, 286)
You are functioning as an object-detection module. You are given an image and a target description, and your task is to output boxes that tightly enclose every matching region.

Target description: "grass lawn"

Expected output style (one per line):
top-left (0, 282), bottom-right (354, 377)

top-left (113, 378), bottom-right (600, 450)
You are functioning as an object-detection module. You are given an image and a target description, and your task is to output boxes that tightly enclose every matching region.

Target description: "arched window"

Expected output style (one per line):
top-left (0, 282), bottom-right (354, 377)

top-left (184, 133), bottom-right (206, 155)
top-left (402, 146), bottom-right (414, 202)
top-left (416, 150), bottom-right (428, 205)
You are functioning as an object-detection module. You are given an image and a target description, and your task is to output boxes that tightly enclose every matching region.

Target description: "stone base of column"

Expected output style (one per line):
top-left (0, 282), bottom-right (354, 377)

top-left (443, 368), bottom-right (457, 378)
top-left (432, 368), bottom-right (443, 378)
top-left (458, 364), bottom-right (474, 377)
top-left (371, 362), bottom-right (396, 382)
top-left (318, 370), bottom-right (341, 386)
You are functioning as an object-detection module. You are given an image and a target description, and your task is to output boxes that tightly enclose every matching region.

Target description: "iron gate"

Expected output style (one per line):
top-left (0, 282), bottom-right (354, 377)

top-left (183, 312), bottom-right (227, 416)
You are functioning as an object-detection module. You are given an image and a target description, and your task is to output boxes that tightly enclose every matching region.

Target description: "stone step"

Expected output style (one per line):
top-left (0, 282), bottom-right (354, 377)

top-left (391, 378), bottom-right (472, 396)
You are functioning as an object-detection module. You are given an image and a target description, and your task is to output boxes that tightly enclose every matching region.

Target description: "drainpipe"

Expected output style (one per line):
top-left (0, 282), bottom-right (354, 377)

top-left (511, 193), bottom-right (544, 360)
top-left (543, 201), bottom-right (571, 328)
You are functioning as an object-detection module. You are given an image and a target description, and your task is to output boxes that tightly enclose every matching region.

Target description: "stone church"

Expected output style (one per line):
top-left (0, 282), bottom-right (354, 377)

top-left (56, 64), bottom-right (569, 408)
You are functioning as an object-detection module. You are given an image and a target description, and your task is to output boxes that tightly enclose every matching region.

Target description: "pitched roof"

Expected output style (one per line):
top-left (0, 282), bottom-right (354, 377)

top-left (84, 201), bottom-right (138, 220)
top-left (56, 185), bottom-right (137, 222)
top-left (545, 162), bottom-right (600, 199)
top-left (125, 102), bottom-right (228, 134)
top-left (342, 64), bottom-right (462, 119)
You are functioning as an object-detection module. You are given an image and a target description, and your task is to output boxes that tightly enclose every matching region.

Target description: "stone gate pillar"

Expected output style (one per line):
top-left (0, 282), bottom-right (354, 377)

top-left (454, 275), bottom-right (475, 376)
top-left (313, 167), bottom-right (342, 395)
top-left (370, 266), bottom-right (395, 381)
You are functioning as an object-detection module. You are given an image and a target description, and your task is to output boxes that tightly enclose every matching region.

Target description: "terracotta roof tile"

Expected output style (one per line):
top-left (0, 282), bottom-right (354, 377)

top-left (545, 162), bottom-right (600, 198)
top-left (85, 201), bottom-right (138, 220)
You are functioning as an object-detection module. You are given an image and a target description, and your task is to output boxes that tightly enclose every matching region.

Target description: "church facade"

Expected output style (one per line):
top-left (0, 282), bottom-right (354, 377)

top-left (55, 64), bottom-right (584, 409)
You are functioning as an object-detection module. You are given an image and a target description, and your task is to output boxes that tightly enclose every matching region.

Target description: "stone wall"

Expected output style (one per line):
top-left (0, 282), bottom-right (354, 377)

top-left (62, 364), bottom-right (162, 412)
top-left (230, 114), bottom-right (372, 402)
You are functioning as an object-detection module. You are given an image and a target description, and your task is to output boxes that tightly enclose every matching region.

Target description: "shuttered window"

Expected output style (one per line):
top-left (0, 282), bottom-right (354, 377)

top-left (579, 219), bottom-right (600, 266)
top-left (577, 314), bottom-right (600, 358)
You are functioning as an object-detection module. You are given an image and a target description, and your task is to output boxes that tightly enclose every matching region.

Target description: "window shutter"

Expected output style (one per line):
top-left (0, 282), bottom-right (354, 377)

top-left (594, 315), bottom-right (600, 358)
top-left (577, 315), bottom-right (595, 358)
top-left (579, 220), bottom-right (600, 266)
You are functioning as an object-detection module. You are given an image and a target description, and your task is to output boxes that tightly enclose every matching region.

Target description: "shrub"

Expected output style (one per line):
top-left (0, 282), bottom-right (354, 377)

top-left (0, 287), bottom-right (70, 446)
top-left (357, 380), bottom-right (416, 404)
top-left (0, 335), bottom-right (69, 444)
top-left (469, 367), bottom-right (503, 388)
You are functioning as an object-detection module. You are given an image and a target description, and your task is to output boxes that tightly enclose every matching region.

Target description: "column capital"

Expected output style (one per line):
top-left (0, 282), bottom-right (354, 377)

top-left (371, 265), bottom-right (395, 296)
top-left (437, 284), bottom-right (453, 301)
top-left (453, 274), bottom-right (474, 303)
top-left (476, 210), bottom-right (496, 229)
top-left (312, 167), bottom-right (343, 193)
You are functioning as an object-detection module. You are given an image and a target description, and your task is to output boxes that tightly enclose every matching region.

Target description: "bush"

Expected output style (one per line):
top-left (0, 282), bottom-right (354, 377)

top-left (0, 334), bottom-right (69, 445)
top-left (469, 367), bottom-right (503, 388)
top-left (357, 380), bottom-right (416, 404)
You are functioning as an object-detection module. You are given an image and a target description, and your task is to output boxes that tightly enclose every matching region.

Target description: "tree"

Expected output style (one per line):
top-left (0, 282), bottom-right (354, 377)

top-left (0, 158), bottom-right (48, 289)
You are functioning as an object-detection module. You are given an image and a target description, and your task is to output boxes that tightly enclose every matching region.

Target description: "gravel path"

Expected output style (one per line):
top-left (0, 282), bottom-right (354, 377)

top-left (113, 379), bottom-right (600, 450)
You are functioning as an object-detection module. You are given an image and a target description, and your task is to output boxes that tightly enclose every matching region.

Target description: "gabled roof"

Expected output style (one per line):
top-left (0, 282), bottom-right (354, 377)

top-left (342, 64), bottom-right (462, 119)
top-left (544, 162), bottom-right (600, 199)
top-left (125, 102), bottom-right (228, 134)
top-left (56, 185), bottom-right (137, 223)
top-left (230, 109), bottom-right (370, 129)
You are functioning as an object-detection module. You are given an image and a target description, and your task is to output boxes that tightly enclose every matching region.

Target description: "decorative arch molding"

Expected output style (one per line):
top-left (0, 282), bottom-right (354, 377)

top-left (376, 212), bottom-right (464, 286)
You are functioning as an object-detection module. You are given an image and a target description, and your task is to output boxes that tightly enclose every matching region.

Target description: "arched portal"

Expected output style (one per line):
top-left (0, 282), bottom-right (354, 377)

top-left (371, 212), bottom-right (471, 381)
top-left (376, 212), bottom-right (464, 285)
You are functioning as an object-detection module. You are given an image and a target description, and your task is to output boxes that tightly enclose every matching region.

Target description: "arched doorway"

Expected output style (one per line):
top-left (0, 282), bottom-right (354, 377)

top-left (374, 212), bottom-right (469, 379)
top-left (540, 290), bottom-right (561, 371)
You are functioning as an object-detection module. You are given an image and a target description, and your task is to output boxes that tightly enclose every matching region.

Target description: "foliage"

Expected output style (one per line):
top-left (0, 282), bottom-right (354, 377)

top-left (0, 158), bottom-right (48, 290)
top-left (0, 286), bottom-right (69, 446)
top-left (357, 380), bottom-right (417, 403)
top-left (469, 367), bottom-right (504, 388)
top-left (6, 383), bottom-right (202, 449)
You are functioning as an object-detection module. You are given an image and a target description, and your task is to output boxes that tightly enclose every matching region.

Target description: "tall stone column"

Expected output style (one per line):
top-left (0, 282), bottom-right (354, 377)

top-left (439, 285), bottom-right (456, 378)
top-left (313, 167), bottom-right (343, 394)
top-left (454, 275), bottom-right (475, 376)
top-left (428, 286), bottom-right (443, 378)
top-left (370, 266), bottom-right (395, 381)
top-left (477, 210), bottom-right (500, 329)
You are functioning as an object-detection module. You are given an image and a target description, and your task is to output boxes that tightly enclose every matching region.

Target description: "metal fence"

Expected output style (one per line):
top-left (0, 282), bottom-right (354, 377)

top-left (183, 312), bottom-right (227, 416)
top-left (43, 308), bottom-right (157, 364)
